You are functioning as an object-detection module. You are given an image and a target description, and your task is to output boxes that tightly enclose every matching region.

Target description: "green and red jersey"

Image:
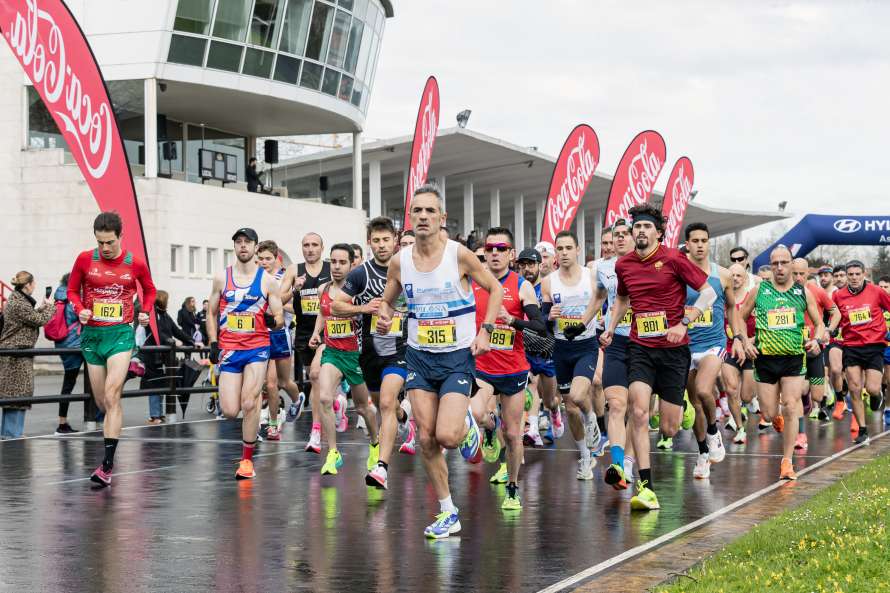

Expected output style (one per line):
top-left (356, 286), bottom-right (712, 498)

top-left (67, 248), bottom-right (156, 327)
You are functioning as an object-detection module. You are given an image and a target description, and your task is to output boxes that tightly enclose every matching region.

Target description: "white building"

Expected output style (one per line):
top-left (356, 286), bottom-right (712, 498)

top-left (0, 0), bottom-right (392, 308)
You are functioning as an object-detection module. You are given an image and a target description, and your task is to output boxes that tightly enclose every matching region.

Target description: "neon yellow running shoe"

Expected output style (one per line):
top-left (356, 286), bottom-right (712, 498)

top-left (321, 449), bottom-right (343, 475)
top-left (681, 393), bottom-right (695, 430)
top-left (481, 427), bottom-right (502, 464)
top-left (367, 442), bottom-right (380, 472)
top-left (490, 462), bottom-right (508, 484)
top-left (630, 480), bottom-right (660, 511)
top-left (502, 488), bottom-right (522, 511)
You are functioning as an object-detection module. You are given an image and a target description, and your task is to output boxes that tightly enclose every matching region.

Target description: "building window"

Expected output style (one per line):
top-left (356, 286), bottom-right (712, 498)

top-left (242, 48), bottom-right (275, 78)
top-left (174, 0), bottom-right (215, 35)
top-left (343, 18), bottom-right (363, 74)
top-left (207, 41), bottom-right (244, 72)
top-left (206, 248), bottom-right (218, 274)
top-left (223, 249), bottom-right (234, 267)
top-left (249, 0), bottom-right (282, 48)
top-left (212, 0), bottom-right (252, 42)
top-left (189, 246), bottom-right (200, 274)
top-left (168, 34), bottom-right (207, 67)
top-left (305, 1), bottom-right (333, 61)
top-left (299, 61), bottom-right (323, 90)
top-left (325, 10), bottom-right (351, 69)
top-left (321, 68), bottom-right (340, 95)
top-left (171, 245), bottom-right (183, 274)
top-left (273, 54), bottom-right (301, 84)
top-left (278, 0), bottom-right (312, 55)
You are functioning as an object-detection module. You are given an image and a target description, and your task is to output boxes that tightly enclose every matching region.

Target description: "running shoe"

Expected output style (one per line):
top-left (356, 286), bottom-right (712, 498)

top-left (490, 462), bottom-right (509, 484)
top-left (850, 415), bottom-right (860, 435)
top-left (235, 459), bottom-right (255, 480)
top-left (584, 415), bottom-right (601, 449)
top-left (832, 400), bottom-right (846, 420)
top-left (366, 464), bottom-right (388, 489)
top-left (794, 432), bottom-right (808, 450)
top-left (90, 465), bottom-right (112, 487)
top-left (54, 423), bottom-right (77, 435)
top-left (523, 428), bottom-right (544, 448)
top-left (779, 457), bottom-right (797, 480)
top-left (706, 431), bottom-right (726, 463)
top-left (724, 416), bottom-right (738, 433)
top-left (623, 457), bottom-right (635, 484)
top-left (854, 427), bottom-right (869, 445)
top-left (367, 442), bottom-right (380, 472)
top-left (883, 408), bottom-right (890, 426)
top-left (630, 480), bottom-right (660, 511)
top-left (845, 394), bottom-right (853, 413)
top-left (681, 395), bottom-right (695, 430)
top-left (538, 413), bottom-right (551, 432)
top-left (482, 419), bottom-right (502, 464)
top-left (817, 407), bottom-right (830, 422)
top-left (334, 394), bottom-right (348, 432)
top-left (357, 414), bottom-right (368, 435)
top-left (321, 449), bottom-right (344, 475)
top-left (772, 415), bottom-right (784, 433)
top-left (733, 427), bottom-right (747, 445)
top-left (719, 394), bottom-right (731, 418)
top-left (824, 389), bottom-right (836, 407)
top-left (593, 435), bottom-right (609, 458)
top-left (551, 408), bottom-right (565, 439)
top-left (604, 463), bottom-right (628, 490)
top-left (460, 410), bottom-right (482, 463)
top-left (305, 428), bottom-right (321, 454)
top-left (259, 404), bottom-right (270, 427)
top-left (649, 411), bottom-right (660, 431)
top-left (286, 393), bottom-right (306, 422)
top-left (399, 419), bottom-right (417, 455)
top-left (576, 456), bottom-right (594, 480)
top-left (757, 413), bottom-right (771, 432)
top-left (266, 424), bottom-right (281, 441)
top-left (807, 406), bottom-right (820, 420)
top-left (656, 436), bottom-right (673, 450)
top-left (424, 509), bottom-right (461, 539)
top-left (693, 453), bottom-right (710, 479)
top-left (740, 405), bottom-right (749, 423)
top-left (502, 488), bottom-right (522, 511)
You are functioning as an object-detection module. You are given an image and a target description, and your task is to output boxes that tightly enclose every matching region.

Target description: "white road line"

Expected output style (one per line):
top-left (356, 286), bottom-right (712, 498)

top-left (535, 429), bottom-right (889, 593)
top-left (45, 464), bottom-right (183, 485)
top-left (10, 416), bottom-right (222, 442)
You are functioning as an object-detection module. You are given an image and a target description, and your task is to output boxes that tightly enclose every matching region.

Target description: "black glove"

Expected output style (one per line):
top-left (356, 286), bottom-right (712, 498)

top-left (563, 323), bottom-right (586, 341)
top-left (209, 341), bottom-right (220, 364)
top-left (264, 312), bottom-right (277, 329)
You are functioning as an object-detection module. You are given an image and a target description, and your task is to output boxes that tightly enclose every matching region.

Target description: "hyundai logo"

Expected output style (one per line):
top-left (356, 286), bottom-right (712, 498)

top-left (833, 219), bottom-right (861, 233)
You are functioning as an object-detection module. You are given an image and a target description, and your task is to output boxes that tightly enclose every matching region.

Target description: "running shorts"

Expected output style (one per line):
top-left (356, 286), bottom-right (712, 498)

top-left (884, 346), bottom-right (890, 366)
top-left (475, 370), bottom-right (529, 396)
top-left (219, 346), bottom-right (271, 374)
top-left (321, 346), bottom-right (364, 387)
top-left (753, 353), bottom-right (805, 385)
top-left (602, 334), bottom-right (629, 390)
top-left (293, 343), bottom-right (318, 384)
top-left (842, 344), bottom-right (886, 373)
top-left (724, 351), bottom-right (753, 372)
top-left (553, 337), bottom-right (599, 393)
top-left (81, 324), bottom-right (135, 367)
top-left (690, 345), bottom-right (726, 371)
top-left (806, 350), bottom-right (826, 385)
top-left (269, 328), bottom-right (292, 360)
top-left (405, 346), bottom-right (475, 397)
top-left (360, 348), bottom-right (407, 392)
top-left (526, 353), bottom-right (555, 378)
top-left (626, 342), bottom-right (690, 406)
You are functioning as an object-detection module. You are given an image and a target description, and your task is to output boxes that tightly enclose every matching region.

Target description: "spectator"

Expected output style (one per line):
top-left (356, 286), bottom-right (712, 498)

top-left (142, 290), bottom-right (193, 424)
top-left (196, 299), bottom-right (209, 344)
top-left (351, 243), bottom-right (364, 267)
top-left (0, 271), bottom-right (54, 439)
top-left (466, 230), bottom-right (478, 250)
top-left (246, 157), bottom-right (262, 193)
top-left (52, 273), bottom-right (83, 435)
top-left (177, 296), bottom-right (200, 344)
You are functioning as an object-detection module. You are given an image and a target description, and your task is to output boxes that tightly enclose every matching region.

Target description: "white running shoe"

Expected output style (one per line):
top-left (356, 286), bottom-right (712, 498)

top-left (733, 427), bottom-right (747, 445)
top-left (576, 456), bottom-right (595, 480)
top-left (523, 428), bottom-right (544, 448)
top-left (259, 405), bottom-right (270, 427)
top-left (693, 453), bottom-right (711, 479)
top-left (623, 457), bottom-right (635, 483)
top-left (356, 414), bottom-right (367, 435)
top-left (724, 416), bottom-right (738, 433)
top-left (584, 414), bottom-right (601, 448)
top-left (538, 414), bottom-right (551, 431)
top-left (706, 430), bottom-right (726, 464)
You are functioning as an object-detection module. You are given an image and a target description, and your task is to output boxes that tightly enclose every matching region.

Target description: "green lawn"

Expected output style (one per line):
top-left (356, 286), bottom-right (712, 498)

top-left (655, 451), bottom-right (890, 593)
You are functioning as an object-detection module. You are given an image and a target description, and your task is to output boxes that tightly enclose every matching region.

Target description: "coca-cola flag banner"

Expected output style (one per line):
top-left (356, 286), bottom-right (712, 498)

top-left (403, 75), bottom-right (439, 230)
top-left (539, 124), bottom-right (600, 244)
top-left (661, 157), bottom-right (695, 249)
top-left (604, 130), bottom-right (667, 228)
top-left (0, 0), bottom-right (157, 339)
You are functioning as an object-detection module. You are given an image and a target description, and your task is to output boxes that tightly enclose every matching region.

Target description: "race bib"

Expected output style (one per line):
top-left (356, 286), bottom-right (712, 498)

top-left (767, 307), bottom-right (795, 330)
top-left (489, 325), bottom-right (515, 351)
top-left (370, 313), bottom-right (403, 336)
top-left (417, 319), bottom-right (456, 347)
top-left (686, 306), bottom-right (713, 328)
top-left (226, 313), bottom-right (255, 332)
top-left (557, 316), bottom-right (584, 333)
top-left (326, 318), bottom-right (354, 338)
top-left (617, 308), bottom-right (633, 329)
top-left (300, 296), bottom-right (320, 315)
top-left (849, 306), bottom-right (871, 326)
top-left (92, 300), bottom-right (123, 323)
top-left (636, 311), bottom-right (667, 338)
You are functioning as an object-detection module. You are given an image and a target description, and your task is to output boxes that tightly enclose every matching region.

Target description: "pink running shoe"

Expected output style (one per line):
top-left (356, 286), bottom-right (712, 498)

top-left (266, 424), bottom-right (281, 441)
top-left (399, 419), bottom-right (417, 455)
top-left (552, 409), bottom-right (565, 439)
top-left (334, 394), bottom-right (348, 433)
top-left (90, 465), bottom-right (112, 488)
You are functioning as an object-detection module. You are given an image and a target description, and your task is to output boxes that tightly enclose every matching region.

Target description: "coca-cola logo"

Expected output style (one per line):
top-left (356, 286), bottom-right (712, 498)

top-left (661, 157), bottom-right (695, 248)
top-left (605, 131), bottom-right (666, 227)
top-left (540, 125), bottom-right (600, 244)
top-left (5, 0), bottom-right (112, 178)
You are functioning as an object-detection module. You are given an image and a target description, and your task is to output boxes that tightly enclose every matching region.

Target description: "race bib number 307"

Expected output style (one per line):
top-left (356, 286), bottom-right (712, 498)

top-left (326, 318), bottom-right (354, 338)
top-left (417, 320), bottom-right (456, 347)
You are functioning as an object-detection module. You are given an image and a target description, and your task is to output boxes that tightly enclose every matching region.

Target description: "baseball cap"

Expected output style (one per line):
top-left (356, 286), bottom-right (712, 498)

top-left (516, 248), bottom-right (542, 263)
top-left (232, 227), bottom-right (259, 242)
top-left (534, 241), bottom-right (555, 257)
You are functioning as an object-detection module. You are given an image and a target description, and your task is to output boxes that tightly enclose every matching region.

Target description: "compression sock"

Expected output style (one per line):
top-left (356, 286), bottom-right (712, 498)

top-left (610, 445), bottom-right (625, 467)
top-left (697, 439), bottom-right (709, 454)
top-left (707, 422), bottom-right (718, 435)
top-left (639, 468), bottom-right (653, 490)
top-left (242, 440), bottom-right (256, 461)
top-left (597, 415), bottom-right (607, 436)
top-left (102, 438), bottom-right (118, 471)
top-left (576, 439), bottom-right (590, 462)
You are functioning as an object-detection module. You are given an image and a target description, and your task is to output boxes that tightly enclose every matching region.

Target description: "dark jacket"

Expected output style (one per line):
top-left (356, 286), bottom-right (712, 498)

top-left (0, 290), bottom-right (54, 408)
top-left (246, 164), bottom-right (261, 192)
top-left (141, 305), bottom-right (193, 382)
top-left (177, 307), bottom-right (198, 341)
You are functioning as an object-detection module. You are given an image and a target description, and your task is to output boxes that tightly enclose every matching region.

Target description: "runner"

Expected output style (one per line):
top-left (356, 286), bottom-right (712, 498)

top-left (683, 222), bottom-right (739, 479)
top-left (256, 240), bottom-right (306, 440)
top-left (827, 261), bottom-right (890, 443)
top-left (736, 245), bottom-right (825, 479)
top-left (469, 227), bottom-right (546, 510)
top-left (587, 229), bottom-right (615, 457)
top-left (67, 211), bottom-right (157, 487)
top-left (540, 230), bottom-right (602, 480)
top-left (721, 263), bottom-right (758, 444)
top-left (332, 217), bottom-right (412, 489)
top-left (309, 243), bottom-right (379, 476)
top-left (286, 233), bottom-right (331, 453)
top-left (827, 264), bottom-right (849, 420)
top-left (206, 227), bottom-right (284, 480)
top-left (728, 246), bottom-right (760, 292)
top-left (600, 204), bottom-right (724, 511)
top-left (399, 230), bottom-right (416, 250)
top-left (534, 241), bottom-right (556, 276)
top-left (375, 183), bottom-right (503, 538)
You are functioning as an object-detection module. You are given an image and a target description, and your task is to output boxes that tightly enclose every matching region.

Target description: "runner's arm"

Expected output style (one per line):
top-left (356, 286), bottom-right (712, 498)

top-left (206, 274), bottom-right (223, 343)
top-left (332, 267), bottom-right (376, 316)
top-left (580, 274), bottom-right (606, 326)
top-left (735, 290), bottom-right (756, 339)
top-left (825, 304), bottom-right (841, 339)
top-left (66, 252), bottom-right (88, 315)
top-left (279, 265), bottom-right (296, 305)
top-left (460, 246), bottom-right (503, 325)
top-left (264, 273), bottom-right (284, 330)
top-left (804, 287), bottom-right (825, 347)
top-left (308, 283), bottom-right (326, 347)
top-left (135, 258), bottom-right (157, 313)
top-left (605, 294), bottom-right (629, 336)
top-left (539, 276), bottom-right (556, 334)
top-left (378, 255), bottom-right (402, 316)
top-left (686, 281), bottom-right (716, 323)
top-left (510, 279), bottom-right (546, 334)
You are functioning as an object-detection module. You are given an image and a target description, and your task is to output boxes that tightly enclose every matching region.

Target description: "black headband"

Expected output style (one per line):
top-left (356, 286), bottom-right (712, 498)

top-left (632, 213), bottom-right (660, 226)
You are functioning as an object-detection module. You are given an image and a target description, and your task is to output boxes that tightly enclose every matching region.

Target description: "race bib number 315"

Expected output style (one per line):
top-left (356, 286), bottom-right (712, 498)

top-left (417, 320), bottom-right (456, 347)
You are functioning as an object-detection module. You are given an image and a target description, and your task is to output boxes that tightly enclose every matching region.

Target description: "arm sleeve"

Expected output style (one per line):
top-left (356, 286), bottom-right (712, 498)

top-left (136, 259), bottom-right (157, 313)
top-left (511, 303), bottom-right (547, 334)
top-left (66, 252), bottom-right (88, 313)
top-left (341, 267), bottom-right (367, 299)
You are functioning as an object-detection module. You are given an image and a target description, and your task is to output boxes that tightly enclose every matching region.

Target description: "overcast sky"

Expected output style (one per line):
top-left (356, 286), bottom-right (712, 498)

top-left (364, 1), bottom-right (890, 221)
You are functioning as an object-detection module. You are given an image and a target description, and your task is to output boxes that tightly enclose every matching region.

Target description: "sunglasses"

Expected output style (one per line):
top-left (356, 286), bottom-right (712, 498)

top-left (484, 243), bottom-right (512, 253)
top-left (730, 255), bottom-right (747, 263)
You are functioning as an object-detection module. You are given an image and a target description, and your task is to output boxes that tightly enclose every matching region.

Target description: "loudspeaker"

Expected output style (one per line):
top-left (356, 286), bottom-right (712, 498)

top-left (264, 139), bottom-right (279, 164)
top-left (157, 114), bottom-right (168, 141)
top-left (319, 175), bottom-right (329, 192)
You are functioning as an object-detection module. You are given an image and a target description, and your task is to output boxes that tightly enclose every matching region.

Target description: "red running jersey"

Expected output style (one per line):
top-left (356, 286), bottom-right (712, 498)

top-left (473, 271), bottom-right (529, 376)
top-left (218, 267), bottom-right (270, 350)
top-left (320, 287), bottom-right (359, 352)
top-left (832, 283), bottom-right (890, 347)
top-left (67, 248), bottom-right (156, 327)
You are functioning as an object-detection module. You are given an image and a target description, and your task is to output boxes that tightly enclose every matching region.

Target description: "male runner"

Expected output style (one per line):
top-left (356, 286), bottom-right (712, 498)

top-left (736, 245), bottom-right (824, 479)
top-left (376, 183), bottom-right (503, 539)
top-left (68, 211), bottom-right (156, 486)
top-left (601, 204), bottom-right (723, 511)
top-left (399, 230), bottom-right (416, 250)
top-left (587, 229), bottom-right (615, 456)
top-left (256, 240), bottom-right (306, 440)
top-left (827, 264), bottom-right (849, 419)
top-left (541, 230), bottom-right (601, 480)
top-left (879, 276), bottom-right (890, 426)
top-left (721, 263), bottom-right (759, 444)
top-left (469, 227), bottom-right (546, 510)
top-left (817, 266), bottom-right (834, 292)
top-left (828, 261), bottom-right (890, 443)
top-left (207, 227), bottom-right (284, 480)
top-left (309, 243), bottom-right (379, 475)
top-left (333, 217), bottom-right (412, 489)
top-left (286, 233), bottom-right (331, 453)
top-left (534, 241), bottom-right (556, 275)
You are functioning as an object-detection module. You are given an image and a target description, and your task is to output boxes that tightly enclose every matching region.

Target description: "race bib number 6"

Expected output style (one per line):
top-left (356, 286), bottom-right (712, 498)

top-left (92, 300), bottom-right (123, 323)
top-left (417, 319), bottom-right (456, 347)
top-left (227, 313), bottom-right (255, 332)
top-left (636, 311), bottom-right (667, 338)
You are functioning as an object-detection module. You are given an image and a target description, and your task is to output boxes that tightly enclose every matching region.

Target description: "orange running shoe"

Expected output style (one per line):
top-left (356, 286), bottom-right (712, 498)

top-left (832, 401), bottom-right (846, 420)
top-left (850, 415), bottom-right (859, 434)
top-left (235, 459), bottom-right (256, 480)
top-left (772, 415), bottom-right (784, 433)
top-left (780, 457), bottom-right (797, 480)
